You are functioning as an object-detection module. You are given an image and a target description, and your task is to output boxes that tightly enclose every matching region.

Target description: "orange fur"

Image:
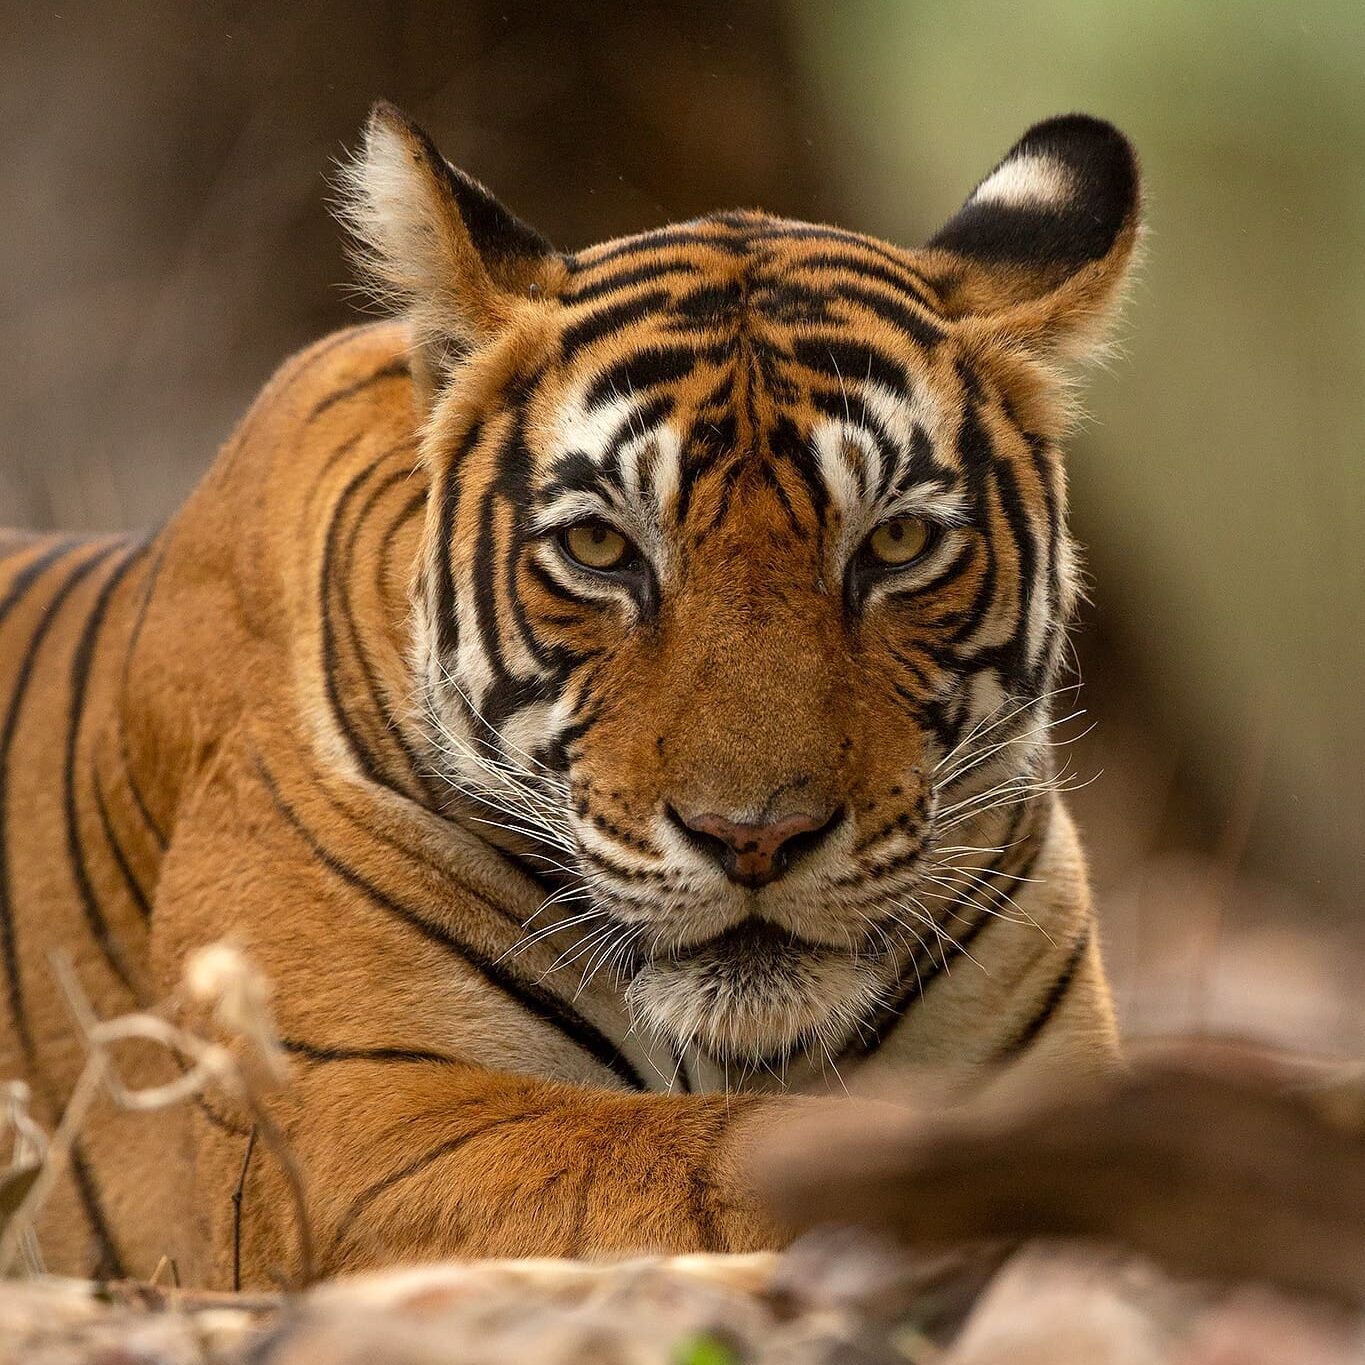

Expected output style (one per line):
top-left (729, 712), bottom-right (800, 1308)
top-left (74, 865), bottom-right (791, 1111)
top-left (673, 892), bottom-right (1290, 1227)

top-left (0, 108), bottom-right (1140, 1286)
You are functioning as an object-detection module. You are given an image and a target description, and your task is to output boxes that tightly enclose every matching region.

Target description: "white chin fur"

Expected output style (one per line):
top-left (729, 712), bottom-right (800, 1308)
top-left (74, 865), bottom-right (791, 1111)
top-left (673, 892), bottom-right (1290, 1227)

top-left (624, 927), bottom-right (887, 1065)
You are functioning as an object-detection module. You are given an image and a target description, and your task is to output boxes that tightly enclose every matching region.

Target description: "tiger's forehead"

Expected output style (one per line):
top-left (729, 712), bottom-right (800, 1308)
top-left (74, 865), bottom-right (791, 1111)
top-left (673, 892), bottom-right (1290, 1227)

top-left (521, 211), bottom-right (966, 531)
top-left (560, 209), bottom-right (944, 309)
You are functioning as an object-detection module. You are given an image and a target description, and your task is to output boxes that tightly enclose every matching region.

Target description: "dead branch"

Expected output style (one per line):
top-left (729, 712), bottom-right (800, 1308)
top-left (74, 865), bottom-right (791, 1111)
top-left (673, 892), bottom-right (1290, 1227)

top-left (754, 1036), bottom-right (1365, 1305)
top-left (0, 945), bottom-right (316, 1289)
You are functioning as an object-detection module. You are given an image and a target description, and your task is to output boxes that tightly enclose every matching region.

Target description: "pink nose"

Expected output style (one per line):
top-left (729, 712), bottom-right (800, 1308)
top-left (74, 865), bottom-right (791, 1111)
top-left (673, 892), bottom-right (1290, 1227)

top-left (670, 807), bottom-right (841, 887)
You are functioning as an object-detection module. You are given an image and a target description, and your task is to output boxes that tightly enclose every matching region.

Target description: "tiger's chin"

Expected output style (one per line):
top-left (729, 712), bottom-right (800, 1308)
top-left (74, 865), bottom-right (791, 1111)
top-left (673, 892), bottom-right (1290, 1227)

top-left (623, 919), bottom-right (888, 1067)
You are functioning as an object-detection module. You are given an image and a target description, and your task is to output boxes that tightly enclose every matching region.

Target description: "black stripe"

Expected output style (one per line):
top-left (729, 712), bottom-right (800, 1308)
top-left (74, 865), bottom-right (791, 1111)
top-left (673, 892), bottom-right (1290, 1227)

top-left (762, 227), bottom-right (940, 306)
top-left (687, 1167), bottom-right (721, 1251)
top-left (196, 1092), bottom-right (250, 1138)
top-left (336, 468), bottom-right (429, 782)
top-left (255, 756), bottom-right (646, 1092)
top-left (563, 1139), bottom-right (602, 1257)
top-left (524, 555), bottom-right (593, 611)
top-left (432, 420), bottom-right (483, 662)
top-left (376, 488), bottom-right (427, 584)
top-left (92, 765), bottom-right (152, 921)
top-left (570, 227), bottom-right (750, 271)
top-left (686, 1107), bottom-right (734, 1251)
top-left (70, 1143), bottom-right (127, 1279)
top-left (560, 289), bottom-right (671, 360)
top-left (884, 539), bottom-right (977, 610)
top-left (790, 336), bottom-right (909, 397)
top-left (564, 259), bottom-right (701, 304)
top-left (240, 353), bottom-right (304, 520)
top-left (792, 250), bottom-right (941, 313)
top-left (324, 1113), bottom-right (531, 1267)
top-left (305, 729), bottom-right (535, 913)
top-left (889, 426), bottom-right (954, 499)
top-left (669, 280), bottom-right (745, 327)
top-left (0, 541), bottom-right (115, 1059)
top-left (945, 387), bottom-right (999, 647)
top-left (1020, 425), bottom-right (1063, 674)
top-left (317, 447), bottom-right (388, 785)
top-left (994, 927), bottom-right (1090, 1062)
top-left (808, 388), bottom-right (897, 465)
top-left (63, 542), bottom-right (149, 998)
top-left (502, 462), bottom-right (576, 674)
top-left (980, 452), bottom-right (1038, 685)
top-left (584, 344), bottom-right (704, 411)
top-left (832, 281), bottom-right (946, 350)
top-left (767, 414), bottom-right (830, 523)
top-left (282, 1038), bottom-right (455, 1066)
top-left (0, 537), bottom-right (79, 628)
top-left (306, 360), bottom-right (409, 423)
top-left (469, 445), bottom-right (520, 727)
top-left (320, 449), bottom-right (423, 793)
top-left (534, 397), bottom-right (676, 505)
top-left (851, 901), bottom-right (990, 1057)
top-left (116, 541), bottom-right (169, 850)
top-left (761, 462), bottom-right (803, 535)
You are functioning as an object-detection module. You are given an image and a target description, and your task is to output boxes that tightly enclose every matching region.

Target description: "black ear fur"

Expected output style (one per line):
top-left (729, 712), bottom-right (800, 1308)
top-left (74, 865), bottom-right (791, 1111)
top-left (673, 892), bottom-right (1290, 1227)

top-left (928, 114), bottom-right (1140, 291)
top-left (370, 99), bottom-right (555, 287)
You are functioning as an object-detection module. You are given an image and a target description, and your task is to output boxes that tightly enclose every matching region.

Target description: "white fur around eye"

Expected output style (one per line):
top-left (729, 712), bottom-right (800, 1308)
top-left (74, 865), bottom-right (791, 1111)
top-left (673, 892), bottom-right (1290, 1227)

top-left (971, 153), bottom-right (1073, 210)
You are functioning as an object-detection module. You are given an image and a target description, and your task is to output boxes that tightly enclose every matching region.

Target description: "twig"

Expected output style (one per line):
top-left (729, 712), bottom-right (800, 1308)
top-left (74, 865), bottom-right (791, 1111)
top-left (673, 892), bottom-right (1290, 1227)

top-left (232, 1126), bottom-right (257, 1293)
top-left (0, 944), bottom-right (315, 1289)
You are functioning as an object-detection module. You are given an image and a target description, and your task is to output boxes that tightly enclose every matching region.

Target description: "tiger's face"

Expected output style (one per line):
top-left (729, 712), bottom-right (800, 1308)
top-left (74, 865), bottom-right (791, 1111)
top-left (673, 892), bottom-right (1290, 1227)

top-left (343, 106), bottom-right (1140, 1068)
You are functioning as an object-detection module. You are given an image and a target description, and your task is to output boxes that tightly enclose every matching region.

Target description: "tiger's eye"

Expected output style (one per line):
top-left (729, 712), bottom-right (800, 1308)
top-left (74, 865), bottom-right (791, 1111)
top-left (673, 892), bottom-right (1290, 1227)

top-left (562, 522), bottom-right (632, 571)
top-left (866, 517), bottom-right (931, 567)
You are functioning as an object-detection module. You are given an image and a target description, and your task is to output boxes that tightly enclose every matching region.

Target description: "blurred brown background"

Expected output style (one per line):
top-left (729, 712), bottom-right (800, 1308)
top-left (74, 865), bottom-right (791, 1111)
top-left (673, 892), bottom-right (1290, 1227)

top-left (2, 2), bottom-right (1360, 1053)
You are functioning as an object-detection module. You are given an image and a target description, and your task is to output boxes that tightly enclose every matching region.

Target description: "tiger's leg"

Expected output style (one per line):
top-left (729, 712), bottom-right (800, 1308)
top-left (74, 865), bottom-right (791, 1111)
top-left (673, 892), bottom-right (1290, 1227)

top-left (146, 740), bottom-right (788, 1287)
top-left (214, 1062), bottom-right (780, 1285)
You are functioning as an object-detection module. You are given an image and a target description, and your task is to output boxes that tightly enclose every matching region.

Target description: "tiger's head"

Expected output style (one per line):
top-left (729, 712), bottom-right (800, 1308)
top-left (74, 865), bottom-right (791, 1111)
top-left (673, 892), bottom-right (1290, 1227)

top-left (340, 104), bottom-right (1141, 1070)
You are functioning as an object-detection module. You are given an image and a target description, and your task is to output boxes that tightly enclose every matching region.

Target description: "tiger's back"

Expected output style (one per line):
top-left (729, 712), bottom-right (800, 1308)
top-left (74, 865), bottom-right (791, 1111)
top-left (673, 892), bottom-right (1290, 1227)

top-left (0, 322), bottom-right (432, 1275)
top-left (0, 522), bottom-right (161, 1270)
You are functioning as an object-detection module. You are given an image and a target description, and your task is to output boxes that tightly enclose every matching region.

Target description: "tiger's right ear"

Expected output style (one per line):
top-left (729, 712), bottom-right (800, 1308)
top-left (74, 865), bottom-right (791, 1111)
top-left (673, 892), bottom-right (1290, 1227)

top-left (336, 101), bottom-right (561, 403)
top-left (920, 115), bottom-right (1142, 369)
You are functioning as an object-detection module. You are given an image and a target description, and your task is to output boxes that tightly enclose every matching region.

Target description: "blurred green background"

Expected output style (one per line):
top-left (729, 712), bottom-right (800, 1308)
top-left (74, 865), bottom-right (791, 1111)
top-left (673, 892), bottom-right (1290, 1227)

top-left (1, 1), bottom-right (1360, 1045)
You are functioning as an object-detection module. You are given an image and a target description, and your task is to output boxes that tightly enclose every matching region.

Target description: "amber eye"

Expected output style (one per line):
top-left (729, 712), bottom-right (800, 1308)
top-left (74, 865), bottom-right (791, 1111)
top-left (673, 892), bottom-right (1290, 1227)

top-left (560, 521), bottom-right (634, 571)
top-left (865, 517), bottom-right (933, 567)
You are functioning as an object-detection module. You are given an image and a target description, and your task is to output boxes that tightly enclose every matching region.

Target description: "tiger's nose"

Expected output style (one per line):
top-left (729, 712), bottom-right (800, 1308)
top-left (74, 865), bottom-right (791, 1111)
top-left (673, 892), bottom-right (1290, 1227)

top-left (668, 806), bottom-right (843, 888)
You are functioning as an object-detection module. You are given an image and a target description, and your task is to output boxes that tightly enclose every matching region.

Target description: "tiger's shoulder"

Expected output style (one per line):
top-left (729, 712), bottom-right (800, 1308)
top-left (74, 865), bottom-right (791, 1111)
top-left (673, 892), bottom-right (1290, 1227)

top-left (201, 319), bottom-right (417, 502)
top-left (159, 319), bottom-right (422, 636)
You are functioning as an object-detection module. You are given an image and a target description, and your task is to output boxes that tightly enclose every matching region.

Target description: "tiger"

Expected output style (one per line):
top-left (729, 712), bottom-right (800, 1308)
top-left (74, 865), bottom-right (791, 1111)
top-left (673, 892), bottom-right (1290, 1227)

top-left (0, 103), bottom-right (1141, 1288)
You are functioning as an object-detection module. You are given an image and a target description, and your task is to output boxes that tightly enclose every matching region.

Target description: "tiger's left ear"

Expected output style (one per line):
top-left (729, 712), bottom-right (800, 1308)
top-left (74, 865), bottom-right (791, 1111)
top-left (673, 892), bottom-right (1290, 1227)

top-left (921, 115), bottom-right (1142, 368)
top-left (336, 100), bottom-right (562, 404)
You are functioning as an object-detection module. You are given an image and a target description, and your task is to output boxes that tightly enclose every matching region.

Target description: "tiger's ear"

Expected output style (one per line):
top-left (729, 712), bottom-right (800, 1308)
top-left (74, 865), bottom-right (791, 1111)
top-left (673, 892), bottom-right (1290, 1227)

top-left (336, 100), bottom-right (560, 403)
top-left (921, 115), bottom-right (1141, 367)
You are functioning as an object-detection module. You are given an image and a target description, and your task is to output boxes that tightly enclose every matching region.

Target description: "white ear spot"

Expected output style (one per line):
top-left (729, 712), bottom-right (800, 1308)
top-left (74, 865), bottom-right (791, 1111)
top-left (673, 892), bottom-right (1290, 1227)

top-left (970, 153), bottom-right (1074, 210)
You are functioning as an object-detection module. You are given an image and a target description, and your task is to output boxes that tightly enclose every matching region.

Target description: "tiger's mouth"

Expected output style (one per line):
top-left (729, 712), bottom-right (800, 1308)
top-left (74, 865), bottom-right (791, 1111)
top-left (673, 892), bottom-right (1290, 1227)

top-left (623, 918), bottom-right (890, 1066)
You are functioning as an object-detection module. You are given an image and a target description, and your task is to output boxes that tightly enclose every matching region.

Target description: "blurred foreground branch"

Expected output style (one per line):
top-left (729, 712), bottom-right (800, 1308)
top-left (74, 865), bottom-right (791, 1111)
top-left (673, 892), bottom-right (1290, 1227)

top-left (756, 1037), bottom-right (1365, 1305)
